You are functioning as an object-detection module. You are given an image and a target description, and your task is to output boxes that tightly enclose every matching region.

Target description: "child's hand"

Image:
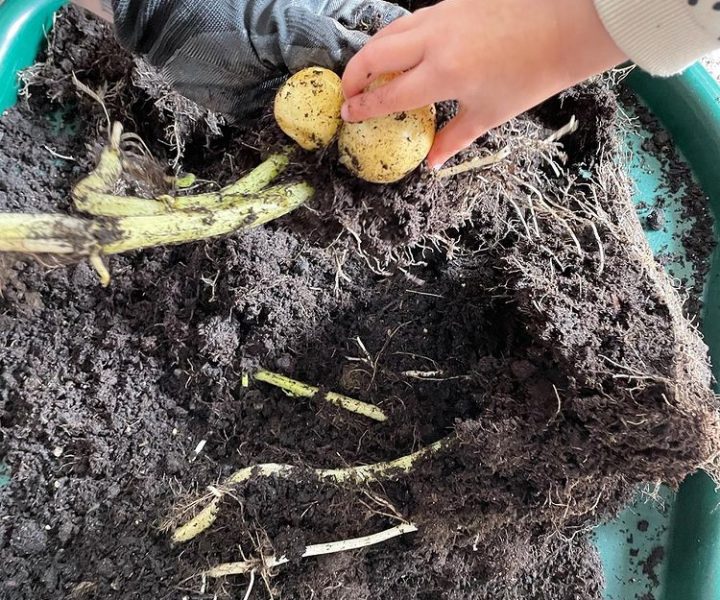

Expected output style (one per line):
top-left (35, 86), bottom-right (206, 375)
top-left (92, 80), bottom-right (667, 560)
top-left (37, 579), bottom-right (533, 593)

top-left (341, 0), bottom-right (626, 168)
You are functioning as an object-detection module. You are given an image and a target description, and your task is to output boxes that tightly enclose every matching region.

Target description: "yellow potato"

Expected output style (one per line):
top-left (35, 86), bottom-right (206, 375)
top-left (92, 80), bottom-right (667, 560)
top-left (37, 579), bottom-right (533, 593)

top-left (338, 73), bottom-right (436, 184)
top-left (274, 67), bottom-right (343, 151)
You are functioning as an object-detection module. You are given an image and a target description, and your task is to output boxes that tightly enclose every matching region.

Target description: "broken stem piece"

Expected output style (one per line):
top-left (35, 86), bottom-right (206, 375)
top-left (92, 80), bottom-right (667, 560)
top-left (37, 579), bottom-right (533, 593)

top-left (172, 436), bottom-right (452, 544)
top-left (204, 523), bottom-right (418, 578)
top-left (436, 146), bottom-right (511, 179)
top-left (254, 369), bottom-right (387, 422)
top-left (543, 115), bottom-right (578, 144)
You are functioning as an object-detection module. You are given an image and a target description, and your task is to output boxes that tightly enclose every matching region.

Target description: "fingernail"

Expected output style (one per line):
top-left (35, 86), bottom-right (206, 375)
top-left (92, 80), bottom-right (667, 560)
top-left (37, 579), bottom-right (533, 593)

top-left (341, 104), bottom-right (350, 121)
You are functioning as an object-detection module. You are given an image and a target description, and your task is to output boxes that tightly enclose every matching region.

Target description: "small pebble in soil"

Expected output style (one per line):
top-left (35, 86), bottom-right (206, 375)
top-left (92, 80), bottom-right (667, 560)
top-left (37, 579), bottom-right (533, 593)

top-left (10, 520), bottom-right (48, 555)
top-left (510, 360), bottom-right (537, 380)
top-left (646, 208), bottom-right (665, 231)
top-left (96, 557), bottom-right (116, 579)
top-left (41, 566), bottom-right (58, 590)
top-left (653, 130), bottom-right (671, 147)
top-left (292, 256), bottom-right (310, 275)
top-left (275, 354), bottom-right (294, 371)
top-left (164, 452), bottom-right (185, 475)
top-left (57, 521), bottom-right (75, 545)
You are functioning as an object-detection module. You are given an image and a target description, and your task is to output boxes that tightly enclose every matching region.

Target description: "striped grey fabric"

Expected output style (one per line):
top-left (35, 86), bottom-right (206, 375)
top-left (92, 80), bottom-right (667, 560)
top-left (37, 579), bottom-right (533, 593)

top-left (111, 0), bottom-right (407, 118)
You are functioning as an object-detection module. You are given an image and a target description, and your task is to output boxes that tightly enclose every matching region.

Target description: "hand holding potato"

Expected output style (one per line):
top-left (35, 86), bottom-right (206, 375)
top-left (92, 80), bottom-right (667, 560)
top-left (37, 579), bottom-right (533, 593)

top-left (341, 0), bottom-right (626, 168)
top-left (275, 69), bottom-right (436, 183)
top-left (338, 73), bottom-right (435, 183)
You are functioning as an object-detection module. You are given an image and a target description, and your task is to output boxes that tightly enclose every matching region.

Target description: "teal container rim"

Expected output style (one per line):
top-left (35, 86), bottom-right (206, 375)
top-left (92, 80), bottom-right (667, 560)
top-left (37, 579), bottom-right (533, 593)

top-left (627, 64), bottom-right (720, 600)
top-left (0, 0), bottom-right (68, 112)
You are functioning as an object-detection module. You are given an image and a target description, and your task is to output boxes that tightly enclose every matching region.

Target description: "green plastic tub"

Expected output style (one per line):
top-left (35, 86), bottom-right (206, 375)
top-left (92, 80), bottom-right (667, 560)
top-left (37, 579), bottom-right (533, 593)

top-left (593, 65), bottom-right (720, 600)
top-left (1, 1), bottom-right (720, 597)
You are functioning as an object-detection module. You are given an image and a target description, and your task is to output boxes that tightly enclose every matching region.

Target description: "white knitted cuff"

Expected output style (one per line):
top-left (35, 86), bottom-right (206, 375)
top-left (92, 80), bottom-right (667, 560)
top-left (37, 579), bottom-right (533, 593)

top-left (594, 0), bottom-right (720, 76)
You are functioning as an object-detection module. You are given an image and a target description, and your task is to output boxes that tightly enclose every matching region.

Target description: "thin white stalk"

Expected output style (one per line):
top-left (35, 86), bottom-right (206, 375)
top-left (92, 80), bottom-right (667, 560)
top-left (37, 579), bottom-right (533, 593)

top-left (436, 146), bottom-right (511, 179)
top-left (204, 523), bottom-right (418, 578)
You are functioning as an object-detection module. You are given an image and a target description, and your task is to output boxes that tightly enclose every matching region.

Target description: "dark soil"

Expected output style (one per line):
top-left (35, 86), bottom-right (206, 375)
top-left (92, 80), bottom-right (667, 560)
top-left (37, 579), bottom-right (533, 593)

top-left (1, 7), bottom-right (719, 600)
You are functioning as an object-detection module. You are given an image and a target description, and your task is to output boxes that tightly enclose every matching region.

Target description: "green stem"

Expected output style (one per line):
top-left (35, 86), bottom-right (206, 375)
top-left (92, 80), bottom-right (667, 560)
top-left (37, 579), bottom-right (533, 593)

top-left (75, 193), bottom-right (173, 217)
top-left (76, 153), bottom-right (292, 217)
top-left (0, 183), bottom-right (311, 256)
top-left (254, 369), bottom-right (387, 422)
top-left (218, 152), bottom-right (291, 195)
top-left (72, 146), bottom-right (124, 214)
top-left (101, 183), bottom-right (311, 254)
top-left (0, 213), bottom-right (98, 255)
top-left (1, 123), bottom-right (304, 286)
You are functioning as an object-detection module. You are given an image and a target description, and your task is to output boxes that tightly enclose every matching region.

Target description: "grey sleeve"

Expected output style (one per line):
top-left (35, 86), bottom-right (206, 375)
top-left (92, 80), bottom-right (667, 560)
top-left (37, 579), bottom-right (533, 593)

top-left (110, 0), bottom-right (407, 117)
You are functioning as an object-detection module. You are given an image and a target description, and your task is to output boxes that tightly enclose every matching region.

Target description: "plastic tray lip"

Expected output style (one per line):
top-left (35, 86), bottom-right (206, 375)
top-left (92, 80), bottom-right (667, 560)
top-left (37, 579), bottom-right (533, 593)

top-left (627, 65), bottom-right (720, 600)
top-left (0, 0), bottom-right (68, 112)
top-left (2, 1), bottom-right (720, 598)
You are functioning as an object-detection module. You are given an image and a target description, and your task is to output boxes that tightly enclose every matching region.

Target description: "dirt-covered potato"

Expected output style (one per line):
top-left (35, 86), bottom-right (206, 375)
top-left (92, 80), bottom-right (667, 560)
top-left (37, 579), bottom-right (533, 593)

top-left (274, 67), bottom-right (343, 151)
top-left (338, 73), bottom-right (436, 184)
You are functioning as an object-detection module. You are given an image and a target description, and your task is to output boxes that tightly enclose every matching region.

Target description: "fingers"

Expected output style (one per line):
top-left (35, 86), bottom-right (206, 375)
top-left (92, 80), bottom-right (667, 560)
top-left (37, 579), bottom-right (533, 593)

top-left (426, 109), bottom-right (489, 168)
top-left (341, 31), bottom-right (423, 98)
top-left (342, 66), bottom-right (443, 122)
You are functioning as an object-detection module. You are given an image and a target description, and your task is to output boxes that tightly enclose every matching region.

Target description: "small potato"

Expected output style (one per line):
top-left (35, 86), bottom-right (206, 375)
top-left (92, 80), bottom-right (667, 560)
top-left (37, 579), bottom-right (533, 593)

top-left (274, 67), bottom-right (343, 151)
top-left (339, 73), bottom-right (436, 184)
